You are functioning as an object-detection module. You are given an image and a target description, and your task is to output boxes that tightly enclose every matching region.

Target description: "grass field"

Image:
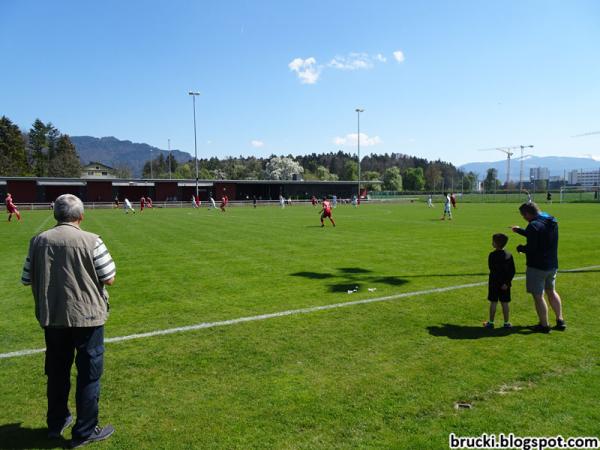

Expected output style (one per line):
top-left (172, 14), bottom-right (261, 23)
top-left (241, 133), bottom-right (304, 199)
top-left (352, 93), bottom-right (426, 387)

top-left (1, 202), bottom-right (599, 449)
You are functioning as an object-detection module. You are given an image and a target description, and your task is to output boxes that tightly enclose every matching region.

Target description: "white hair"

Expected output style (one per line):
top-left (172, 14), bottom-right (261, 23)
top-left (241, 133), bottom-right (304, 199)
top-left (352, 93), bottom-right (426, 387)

top-left (54, 194), bottom-right (84, 222)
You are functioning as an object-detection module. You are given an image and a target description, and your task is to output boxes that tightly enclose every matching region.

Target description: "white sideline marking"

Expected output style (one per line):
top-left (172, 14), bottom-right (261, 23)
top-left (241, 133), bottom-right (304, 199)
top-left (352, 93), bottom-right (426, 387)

top-left (2, 265), bottom-right (599, 360)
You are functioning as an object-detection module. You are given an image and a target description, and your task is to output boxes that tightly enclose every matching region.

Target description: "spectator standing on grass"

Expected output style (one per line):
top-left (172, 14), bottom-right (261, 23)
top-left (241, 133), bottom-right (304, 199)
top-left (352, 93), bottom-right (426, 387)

top-left (21, 194), bottom-right (115, 447)
top-left (483, 233), bottom-right (516, 329)
top-left (511, 202), bottom-right (566, 333)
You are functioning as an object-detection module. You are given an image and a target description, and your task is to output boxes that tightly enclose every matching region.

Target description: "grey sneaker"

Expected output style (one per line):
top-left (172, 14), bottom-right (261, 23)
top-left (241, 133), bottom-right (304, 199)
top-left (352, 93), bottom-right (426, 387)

top-left (71, 425), bottom-right (115, 448)
top-left (48, 415), bottom-right (73, 438)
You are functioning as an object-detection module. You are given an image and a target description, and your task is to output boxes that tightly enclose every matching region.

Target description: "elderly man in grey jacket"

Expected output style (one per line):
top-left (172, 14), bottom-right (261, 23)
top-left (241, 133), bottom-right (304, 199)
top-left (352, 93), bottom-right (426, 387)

top-left (22, 194), bottom-right (116, 447)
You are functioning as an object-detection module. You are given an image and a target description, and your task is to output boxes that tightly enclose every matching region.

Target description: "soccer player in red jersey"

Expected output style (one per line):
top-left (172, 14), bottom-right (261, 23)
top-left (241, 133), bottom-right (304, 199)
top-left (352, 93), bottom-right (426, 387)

top-left (319, 197), bottom-right (336, 227)
top-left (220, 196), bottom-right (227, 212)
top-left (140, 196), bottom-right (146, 212)
top-left (5, 193), bottom-right (21, 222)
top-left (146, 197), bottom-right (153, 208)
top-left (311, 196), bottom-right (317, 207)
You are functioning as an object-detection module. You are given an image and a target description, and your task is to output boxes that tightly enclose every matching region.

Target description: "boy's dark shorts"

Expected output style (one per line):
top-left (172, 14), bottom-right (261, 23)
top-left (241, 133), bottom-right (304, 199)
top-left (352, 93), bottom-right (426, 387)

top-left (488, 285), bottom-right (511, 303)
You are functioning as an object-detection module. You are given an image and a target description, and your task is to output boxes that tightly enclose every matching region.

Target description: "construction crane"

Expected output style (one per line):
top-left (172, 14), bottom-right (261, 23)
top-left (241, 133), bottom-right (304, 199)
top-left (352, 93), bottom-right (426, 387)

top-left (477, 146), bottom-right (520, 187)
top-left (516, 145), bottom-right (534, 191)
top-left (572, 131), bottom-right (600, 138)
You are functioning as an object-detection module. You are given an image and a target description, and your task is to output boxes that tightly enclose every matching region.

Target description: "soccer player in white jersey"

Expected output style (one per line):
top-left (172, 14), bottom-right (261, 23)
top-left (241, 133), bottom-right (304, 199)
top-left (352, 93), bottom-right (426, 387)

top-left (209, 195), bottom-right (217, 209)
top-left (123, 198), bottom-right (135, 214)
top-left (427, 194), bottom-right (433, 207)
top-left (440, 192), bottom-right (452, 220)
top-left (279, 195), bottom-right (285, 208)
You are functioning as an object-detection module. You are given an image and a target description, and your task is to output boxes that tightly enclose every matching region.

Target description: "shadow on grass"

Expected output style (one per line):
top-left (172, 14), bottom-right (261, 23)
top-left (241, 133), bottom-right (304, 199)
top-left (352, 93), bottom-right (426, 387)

top-left (0, 423), bottom-right (68, 449)
top-left (291, 268), bottom-right (408, 293)
top-left (427, 323), bottom-right (537, 340)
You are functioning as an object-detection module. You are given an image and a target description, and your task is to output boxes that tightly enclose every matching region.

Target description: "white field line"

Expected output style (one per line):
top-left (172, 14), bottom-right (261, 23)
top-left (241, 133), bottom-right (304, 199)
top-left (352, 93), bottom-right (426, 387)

top-left (1, 265), bottom-right (599, 360)
top-left (33, 214), bottom-right (54, 234)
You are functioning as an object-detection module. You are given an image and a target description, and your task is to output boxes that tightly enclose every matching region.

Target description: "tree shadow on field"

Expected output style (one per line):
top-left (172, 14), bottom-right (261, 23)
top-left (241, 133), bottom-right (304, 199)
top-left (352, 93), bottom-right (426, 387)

top-left (291, 267), bottom-right (408, 293)
top-left (0, 423), bottom-right (68, 449)
top-left (427, 323), bottom-right (537, 340)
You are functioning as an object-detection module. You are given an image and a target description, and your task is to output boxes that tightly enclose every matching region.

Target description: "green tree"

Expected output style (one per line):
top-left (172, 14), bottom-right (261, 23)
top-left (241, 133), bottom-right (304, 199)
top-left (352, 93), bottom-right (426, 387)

top-left (362, 171), bottom-right (381, 191)
top-left (315, 165), bottom-right (339, 181)
top-left (0, 116), bottom-right (29, 176)
top-left (28, 119), bottom-right (59, 177)
top-left (174, 163), bottom-right (193, 179)
top-left (403, 167), bottom-right (425, 191)
top-left (483, 168), bottom-right (500, 191)
top-left (382, 167), bottom-right (403, 191)
top-left (341, 160), bottom-right (358, 180)
top-left (424, 164), bottom-right (442, 191)
top-left (49, 134), bottom-right (81, 177)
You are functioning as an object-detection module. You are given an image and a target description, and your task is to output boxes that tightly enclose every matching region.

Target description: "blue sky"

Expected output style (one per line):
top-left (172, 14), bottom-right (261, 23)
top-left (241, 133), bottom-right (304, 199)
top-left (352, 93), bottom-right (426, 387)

top-left (1, 0), bottom-right (599, 165)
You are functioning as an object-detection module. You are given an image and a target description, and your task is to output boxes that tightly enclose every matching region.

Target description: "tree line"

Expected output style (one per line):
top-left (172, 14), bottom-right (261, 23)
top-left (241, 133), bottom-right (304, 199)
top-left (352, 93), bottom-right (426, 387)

top-left (0, 116), bottom-right (81, 177)
top-left (143, 150), bottom-right (480, 192)
top-left (1, 113), bottom-right (483, 191)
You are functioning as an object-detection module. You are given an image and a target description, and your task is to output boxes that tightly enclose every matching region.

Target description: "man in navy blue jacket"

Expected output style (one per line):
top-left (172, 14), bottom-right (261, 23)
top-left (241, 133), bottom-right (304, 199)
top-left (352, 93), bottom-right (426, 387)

top-left (512, 202), bottom-right (566, 332)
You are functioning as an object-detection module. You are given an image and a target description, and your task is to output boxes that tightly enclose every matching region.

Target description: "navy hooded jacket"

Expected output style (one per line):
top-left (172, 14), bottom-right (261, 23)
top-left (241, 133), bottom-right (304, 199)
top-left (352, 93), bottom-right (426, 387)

top-left (515, 212), bottom-right (559, 270)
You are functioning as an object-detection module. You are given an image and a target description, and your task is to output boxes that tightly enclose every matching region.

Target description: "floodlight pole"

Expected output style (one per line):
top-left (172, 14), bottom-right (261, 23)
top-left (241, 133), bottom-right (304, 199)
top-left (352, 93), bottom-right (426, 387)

top-left (168, 139), bottom-right (172, 179)
top-left (189, 91), bottom-right (201, 197)
top-left (355, 108), bottom-right (364, 200)
top-left (150, 148), bottom-right (153, 179)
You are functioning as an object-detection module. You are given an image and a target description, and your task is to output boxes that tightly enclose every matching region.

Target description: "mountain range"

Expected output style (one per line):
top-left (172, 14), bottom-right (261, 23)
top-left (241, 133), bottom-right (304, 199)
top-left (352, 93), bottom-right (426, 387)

top-left (459, 156), bottom-right (600, 182)
top-left (71, 136), bottom-right (192, 176)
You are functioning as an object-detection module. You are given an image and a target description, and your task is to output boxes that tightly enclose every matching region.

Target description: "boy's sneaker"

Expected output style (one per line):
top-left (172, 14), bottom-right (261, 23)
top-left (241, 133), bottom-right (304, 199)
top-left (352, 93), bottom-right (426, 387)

top-left (48, 415), bottom-right (73, 438)
top-left (503, 322), bottom-right (512, 329)
top-left (555, 319), bottom-right (567, 331)
top-left (71, 425), bottom-right (115, 448)
top-left (483, 321), bottom-right (494, 329)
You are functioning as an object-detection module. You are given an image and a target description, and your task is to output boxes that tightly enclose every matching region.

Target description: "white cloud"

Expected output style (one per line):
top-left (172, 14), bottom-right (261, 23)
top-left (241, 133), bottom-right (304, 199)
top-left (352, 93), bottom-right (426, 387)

top-left (288, 57), bottom-right (320, 84)
top-left (289, 50), bottom-right (400, 84)
top-left (328, 52), bottom-right (390, 71)
top-left (333, 133), bottom-right (383, 147)
top-left (328, 52), bottom-right (374, 70)
top-left (251, 140), bottom-right (265, 148)
top-left (393, 50), bottom-right (405, 63)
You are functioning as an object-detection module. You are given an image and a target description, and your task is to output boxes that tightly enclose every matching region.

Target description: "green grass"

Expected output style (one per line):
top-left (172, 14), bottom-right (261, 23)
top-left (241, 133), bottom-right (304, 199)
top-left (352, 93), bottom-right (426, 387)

top-left (1, 203), bottom-right (599, 449)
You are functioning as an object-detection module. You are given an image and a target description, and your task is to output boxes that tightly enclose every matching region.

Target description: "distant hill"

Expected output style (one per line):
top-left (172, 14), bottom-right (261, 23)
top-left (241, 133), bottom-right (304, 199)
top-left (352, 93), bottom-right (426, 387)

top-left (71, 136), bottom-right (192, 176)
top-left (460, 156), bottom-right (600, 181)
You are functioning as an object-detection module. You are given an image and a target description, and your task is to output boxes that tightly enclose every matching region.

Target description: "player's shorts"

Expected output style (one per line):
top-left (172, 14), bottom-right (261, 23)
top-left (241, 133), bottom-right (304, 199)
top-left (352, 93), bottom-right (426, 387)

top-left (321, 211), bottom-right (332, 218)
top-left (7, 207), bottom-right (17, 213)
top-left (488, 285), bottom-right (511, 302)
top-left (526, 267), bottom-right (557, 295)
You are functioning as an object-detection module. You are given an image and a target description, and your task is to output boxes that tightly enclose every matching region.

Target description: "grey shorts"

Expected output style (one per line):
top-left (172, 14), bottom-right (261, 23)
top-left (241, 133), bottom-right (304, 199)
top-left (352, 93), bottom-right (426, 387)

top-left (526, 267), bottom-right (557, 295)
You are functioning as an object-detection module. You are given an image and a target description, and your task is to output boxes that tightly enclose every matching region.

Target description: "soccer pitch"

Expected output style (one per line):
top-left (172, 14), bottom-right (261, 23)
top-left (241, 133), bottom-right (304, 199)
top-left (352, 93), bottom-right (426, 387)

top-left (1, 202), bottom-right (599, 449)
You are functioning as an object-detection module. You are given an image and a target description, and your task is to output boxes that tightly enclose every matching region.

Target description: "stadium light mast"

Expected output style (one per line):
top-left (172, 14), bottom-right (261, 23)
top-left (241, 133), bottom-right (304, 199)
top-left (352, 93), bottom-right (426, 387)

top-left (188, 91), bottom-right (201, 197)
top-left (150, 148), bottom-right (153, 179)
top-left (168, 139), bottom-right (172, 179)
top-left (355, 108), bottom-right (364, 201)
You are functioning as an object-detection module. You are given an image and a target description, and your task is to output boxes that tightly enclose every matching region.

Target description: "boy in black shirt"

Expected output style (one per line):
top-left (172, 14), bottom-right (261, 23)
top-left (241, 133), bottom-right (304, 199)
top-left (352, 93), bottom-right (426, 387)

top-left (484, 233), bottom-right (516, 329)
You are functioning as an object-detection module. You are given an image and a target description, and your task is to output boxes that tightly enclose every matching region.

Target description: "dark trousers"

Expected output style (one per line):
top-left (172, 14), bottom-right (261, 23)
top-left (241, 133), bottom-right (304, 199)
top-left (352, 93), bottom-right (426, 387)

top-left (44, 326), bottom-right (104, 439)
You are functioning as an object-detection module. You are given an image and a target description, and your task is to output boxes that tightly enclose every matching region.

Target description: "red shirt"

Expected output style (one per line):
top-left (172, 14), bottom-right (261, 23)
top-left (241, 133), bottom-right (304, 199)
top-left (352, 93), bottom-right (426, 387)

top-left (323, 201), bottom-right (331, 214)
top-left (140, 197), bottom-right (146, 205)
top-left (6, 196), bottom-right (16, 211)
